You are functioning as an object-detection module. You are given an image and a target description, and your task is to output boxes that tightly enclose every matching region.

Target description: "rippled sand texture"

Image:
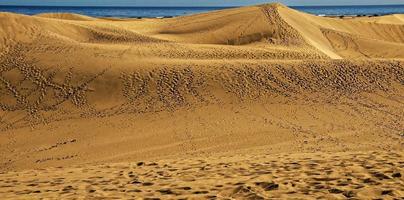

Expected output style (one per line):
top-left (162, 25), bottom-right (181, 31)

top-left (0, 3), bottom-right (403, 199)
top-left (0, 151), bottom-right (403, 199)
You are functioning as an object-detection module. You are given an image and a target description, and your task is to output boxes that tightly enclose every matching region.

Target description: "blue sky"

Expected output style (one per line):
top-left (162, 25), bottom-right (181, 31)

top-left (0, 0), bottom-right (403, 6)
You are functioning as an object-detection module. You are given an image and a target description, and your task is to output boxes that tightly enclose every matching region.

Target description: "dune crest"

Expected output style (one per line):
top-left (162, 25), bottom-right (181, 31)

top-left (35, 13), bottom-right (98, 21)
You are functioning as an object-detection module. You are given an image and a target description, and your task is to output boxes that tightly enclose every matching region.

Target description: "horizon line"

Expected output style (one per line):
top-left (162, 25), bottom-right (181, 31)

top-left (1, 4), bottom-right (404, 8)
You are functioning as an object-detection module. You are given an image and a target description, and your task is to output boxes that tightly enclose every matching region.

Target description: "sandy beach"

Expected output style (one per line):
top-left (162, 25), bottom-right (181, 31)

top-left (0, 3), bottom-right (403, 199)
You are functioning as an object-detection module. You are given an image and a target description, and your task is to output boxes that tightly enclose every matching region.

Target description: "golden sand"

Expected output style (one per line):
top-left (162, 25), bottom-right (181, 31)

top-left (0, 3), bottom-right (403, 199)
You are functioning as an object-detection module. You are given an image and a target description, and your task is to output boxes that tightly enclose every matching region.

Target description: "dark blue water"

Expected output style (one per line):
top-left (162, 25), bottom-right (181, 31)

top-left (0, 5), bottom-right (404, 18)
top-left (294, 5), bottom-right (404, 16)
top-left (0, 6), bottom-right (226, 18)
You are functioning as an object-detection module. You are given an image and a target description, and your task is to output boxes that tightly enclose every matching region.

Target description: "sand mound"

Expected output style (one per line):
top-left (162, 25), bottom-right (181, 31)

top-left (275, 5), bottom-right (404, 59)
top-left (0, 12), bottom-right (166, 47)
top-left (2, 4), bottom-right (404, 59)
top-left (354, 14), bottom-right (404, 24)
top-left (152, 3), bottom-right (307, 46)
top-left (1, 1), bottom-right (403, 168)
top-left (35, 13), bottom-right (98, 21)
top-left (0, 3), bottom-right (403, 199)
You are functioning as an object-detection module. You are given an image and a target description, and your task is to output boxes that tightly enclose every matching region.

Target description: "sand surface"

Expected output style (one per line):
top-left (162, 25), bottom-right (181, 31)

top-left (0, 3), bottom-right (403, 199)
top-left (1, 150), bottom-right (403, 199)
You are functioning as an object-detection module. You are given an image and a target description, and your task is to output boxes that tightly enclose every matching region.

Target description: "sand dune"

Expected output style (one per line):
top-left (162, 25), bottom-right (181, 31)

top-left (35, 13), bottom-right (98, 21)
top-left (354, 14), bottom-right (404, 24)
top-left (2, 3), bottom-right (404, 59)
top-left (0, 3), bottom-right (403, 199)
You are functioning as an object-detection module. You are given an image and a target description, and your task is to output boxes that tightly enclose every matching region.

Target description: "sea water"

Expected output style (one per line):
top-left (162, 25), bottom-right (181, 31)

top-left (0, 5), bottom-right (404, 18)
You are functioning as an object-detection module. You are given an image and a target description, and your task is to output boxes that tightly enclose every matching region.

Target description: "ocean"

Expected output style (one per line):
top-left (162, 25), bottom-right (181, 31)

top-left (0, 5), bottom-right (404, 18)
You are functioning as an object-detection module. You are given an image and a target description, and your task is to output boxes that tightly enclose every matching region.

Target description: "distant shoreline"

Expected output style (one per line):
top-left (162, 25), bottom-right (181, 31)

top-left (1, 4), bottom-right (404, 8)
top-left (0, 4), bottom-right (403, 18)
top-left (101, 14), bottom-right (389, 20)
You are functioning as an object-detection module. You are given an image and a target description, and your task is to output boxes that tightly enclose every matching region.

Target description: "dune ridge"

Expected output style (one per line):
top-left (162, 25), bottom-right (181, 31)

top-left (35, 13), bottom-right (98, 21)
top-left (2, 3), bottom-right (404, 59)
top-left (0, 3), bottom-right (403, 199)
